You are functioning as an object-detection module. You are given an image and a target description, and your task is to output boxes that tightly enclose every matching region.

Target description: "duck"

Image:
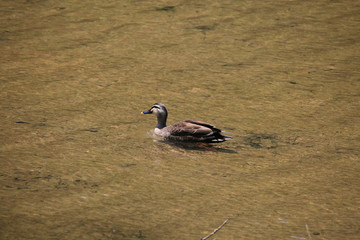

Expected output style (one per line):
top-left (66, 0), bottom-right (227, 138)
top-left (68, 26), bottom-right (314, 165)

top-left (141, 103), bottom-right (232, 143)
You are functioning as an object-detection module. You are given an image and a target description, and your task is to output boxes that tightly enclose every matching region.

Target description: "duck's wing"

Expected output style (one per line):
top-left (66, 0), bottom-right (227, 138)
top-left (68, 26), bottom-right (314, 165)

top-left (164, 120), bottom-right (232, 143)
top-left (169, 120), bottom-right (220, 137)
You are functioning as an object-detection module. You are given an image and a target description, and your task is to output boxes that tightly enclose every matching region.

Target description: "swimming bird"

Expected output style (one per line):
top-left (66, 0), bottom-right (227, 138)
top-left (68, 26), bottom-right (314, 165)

top-left (141, 103), bottom-right (232, 143)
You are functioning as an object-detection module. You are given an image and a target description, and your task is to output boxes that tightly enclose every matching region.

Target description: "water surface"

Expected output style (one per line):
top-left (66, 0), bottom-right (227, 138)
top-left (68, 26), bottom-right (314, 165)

top-left (1, 0), bottom-right (359, 239)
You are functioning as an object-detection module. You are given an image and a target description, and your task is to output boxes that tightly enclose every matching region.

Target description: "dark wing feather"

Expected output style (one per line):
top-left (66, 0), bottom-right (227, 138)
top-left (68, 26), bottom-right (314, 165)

top-left (183, 120), bottom-right (222, 133)
top-left (166, 120), bottom-right (231, 143)
top-left (169, 120), bottom-right (212, 136)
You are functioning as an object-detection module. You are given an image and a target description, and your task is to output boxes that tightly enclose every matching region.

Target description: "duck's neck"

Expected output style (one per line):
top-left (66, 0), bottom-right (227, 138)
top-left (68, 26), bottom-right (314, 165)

top-left (156, 114), bottom-right (167, 129)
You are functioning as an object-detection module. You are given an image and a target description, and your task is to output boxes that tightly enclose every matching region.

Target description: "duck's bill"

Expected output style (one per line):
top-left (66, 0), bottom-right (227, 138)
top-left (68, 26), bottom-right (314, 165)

top-left (141, 110), bottom-right (152, 114)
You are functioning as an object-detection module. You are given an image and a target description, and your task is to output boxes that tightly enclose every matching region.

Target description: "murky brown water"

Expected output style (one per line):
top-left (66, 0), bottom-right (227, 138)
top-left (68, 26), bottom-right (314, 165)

top-left (1, 0), bottom-right (359, 239)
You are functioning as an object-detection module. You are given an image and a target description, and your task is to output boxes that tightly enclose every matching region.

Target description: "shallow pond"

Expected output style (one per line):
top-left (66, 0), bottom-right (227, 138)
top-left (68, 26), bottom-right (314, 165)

top-left (1, 0), bottom-right (359, 239)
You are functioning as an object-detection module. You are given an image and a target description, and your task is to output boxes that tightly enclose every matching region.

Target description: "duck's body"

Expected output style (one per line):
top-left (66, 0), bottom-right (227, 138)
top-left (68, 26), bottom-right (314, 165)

top-left (141, 103), bottom-right (231, 143)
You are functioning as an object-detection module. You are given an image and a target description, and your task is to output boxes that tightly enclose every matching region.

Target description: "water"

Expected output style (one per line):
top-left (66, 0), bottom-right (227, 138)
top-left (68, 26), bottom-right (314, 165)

top-left (1, 0), bottom-right (359, 239)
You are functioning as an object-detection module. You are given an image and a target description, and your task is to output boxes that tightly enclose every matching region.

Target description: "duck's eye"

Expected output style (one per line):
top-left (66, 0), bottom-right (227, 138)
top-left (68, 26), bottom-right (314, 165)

top-left (152, 105), bottom-right (160, 110)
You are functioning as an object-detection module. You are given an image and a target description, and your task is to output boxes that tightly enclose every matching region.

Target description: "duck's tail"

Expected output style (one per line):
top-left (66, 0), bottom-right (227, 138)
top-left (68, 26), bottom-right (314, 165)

top-left (208, 132), bottom-right (232, 143)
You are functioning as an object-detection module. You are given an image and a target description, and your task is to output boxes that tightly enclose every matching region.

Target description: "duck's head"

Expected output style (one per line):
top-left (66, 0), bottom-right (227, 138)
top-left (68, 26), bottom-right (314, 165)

top-left (141, 103), bottom-right (168, 118)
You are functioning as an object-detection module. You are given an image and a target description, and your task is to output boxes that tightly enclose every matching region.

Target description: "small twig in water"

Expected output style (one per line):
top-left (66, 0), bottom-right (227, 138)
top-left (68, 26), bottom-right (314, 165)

top-left (305, 224), bottom-right (312, 240)
top-left (201, 218), bottom-right (229, 240)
